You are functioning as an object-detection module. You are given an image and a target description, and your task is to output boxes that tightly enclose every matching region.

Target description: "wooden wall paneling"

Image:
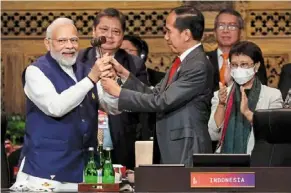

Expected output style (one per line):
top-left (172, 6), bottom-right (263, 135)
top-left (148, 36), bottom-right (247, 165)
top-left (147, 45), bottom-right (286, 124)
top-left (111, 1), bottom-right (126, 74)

top-left (2, 1), bottom-right (291, 115)
top-left (3, 51), bottom-right (26, 114)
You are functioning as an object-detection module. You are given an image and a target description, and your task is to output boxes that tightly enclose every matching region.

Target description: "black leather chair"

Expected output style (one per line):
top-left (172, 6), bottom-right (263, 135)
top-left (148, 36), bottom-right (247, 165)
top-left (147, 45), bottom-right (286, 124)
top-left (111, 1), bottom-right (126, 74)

top-left (251, 109), bottom-right (291, 167)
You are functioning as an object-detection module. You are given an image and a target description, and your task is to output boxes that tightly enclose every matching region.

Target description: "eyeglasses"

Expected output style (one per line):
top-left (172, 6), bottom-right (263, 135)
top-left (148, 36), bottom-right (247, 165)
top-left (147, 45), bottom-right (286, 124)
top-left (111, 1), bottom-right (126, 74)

top-left (230, 62), bottom-right (255, 69)
top-left (48, 37), bottom-right (79, 46)
top-left (98, 27), bottom-right (122, 36)
top-left (123, 48), bottom-right (138, 53)
top-left (217, 24), bottom-right (239, 31)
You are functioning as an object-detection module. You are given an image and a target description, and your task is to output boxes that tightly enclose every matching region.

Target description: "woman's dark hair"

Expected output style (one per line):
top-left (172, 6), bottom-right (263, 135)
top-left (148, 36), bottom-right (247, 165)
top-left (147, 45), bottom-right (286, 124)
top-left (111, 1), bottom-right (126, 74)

top-left (123, 35), bottom-right (149, 62)
top-left (229, 41), bottom-right (268, 85)
top-left (229, 41), bottom-right (264, 66)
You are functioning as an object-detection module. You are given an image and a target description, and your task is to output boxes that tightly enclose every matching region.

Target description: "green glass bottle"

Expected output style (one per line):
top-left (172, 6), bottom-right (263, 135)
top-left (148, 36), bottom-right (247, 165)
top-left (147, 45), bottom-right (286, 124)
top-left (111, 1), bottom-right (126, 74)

top-left (102, 147), bottom-right (115, 184)
top-left (84, 147), bottom-right (97, 183)
top-left (97, 143), bottom-right (104, 183)
top-left (98, 143), bottom-right (105, 167)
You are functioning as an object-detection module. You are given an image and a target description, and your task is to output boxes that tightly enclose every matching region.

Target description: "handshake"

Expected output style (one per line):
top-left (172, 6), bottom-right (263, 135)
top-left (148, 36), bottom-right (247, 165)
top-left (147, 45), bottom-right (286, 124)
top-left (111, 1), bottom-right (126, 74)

top-left (87, 53), bottom-right (129, 97)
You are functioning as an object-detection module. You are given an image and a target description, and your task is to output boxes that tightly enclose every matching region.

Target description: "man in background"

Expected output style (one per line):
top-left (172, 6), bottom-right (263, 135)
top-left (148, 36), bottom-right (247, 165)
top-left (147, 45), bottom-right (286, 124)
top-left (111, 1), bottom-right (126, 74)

top-left (207, 9), bottom-right (267, 92)
top-left (78, 8), bottom-right (149, 170)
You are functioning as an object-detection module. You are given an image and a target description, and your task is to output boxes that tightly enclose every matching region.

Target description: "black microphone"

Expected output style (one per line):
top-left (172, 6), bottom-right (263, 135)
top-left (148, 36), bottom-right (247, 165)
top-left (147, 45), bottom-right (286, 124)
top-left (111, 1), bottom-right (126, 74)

top-left (90, 36), bottom-right (106, 47)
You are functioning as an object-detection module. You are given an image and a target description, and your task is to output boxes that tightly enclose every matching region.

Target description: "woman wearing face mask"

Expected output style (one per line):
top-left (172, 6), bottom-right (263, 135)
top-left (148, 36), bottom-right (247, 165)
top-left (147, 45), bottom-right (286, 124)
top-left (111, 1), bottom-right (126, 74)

top-left (208, 41), bottom-right (283, 154)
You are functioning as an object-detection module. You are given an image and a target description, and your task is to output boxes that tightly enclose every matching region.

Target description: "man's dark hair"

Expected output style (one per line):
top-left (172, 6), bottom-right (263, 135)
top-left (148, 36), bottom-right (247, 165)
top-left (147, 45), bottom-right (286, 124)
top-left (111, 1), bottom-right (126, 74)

top-left (229, 41), bottom-right (264, 67)
top-left (123, 35), bottom-right (149, 62)
top-left (93, 8), bottom-right (126, 32)
top-left (171, 6), bottom-right (205, 41)
top-left (214, 8), bottom-right (244, 29)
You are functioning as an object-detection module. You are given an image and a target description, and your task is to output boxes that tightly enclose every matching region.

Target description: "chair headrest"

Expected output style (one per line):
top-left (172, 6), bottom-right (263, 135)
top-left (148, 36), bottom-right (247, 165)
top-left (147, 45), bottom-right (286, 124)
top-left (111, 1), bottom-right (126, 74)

top-left (253, 109), bottom-right (291, 144)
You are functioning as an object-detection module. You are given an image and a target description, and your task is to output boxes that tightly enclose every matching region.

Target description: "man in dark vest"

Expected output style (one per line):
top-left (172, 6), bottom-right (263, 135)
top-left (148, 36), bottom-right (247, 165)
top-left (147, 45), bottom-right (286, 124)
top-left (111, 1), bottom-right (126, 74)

top-left (78, 8), bottom-right (149, 170)
top-left (10, 17), bottom-right (118, 191)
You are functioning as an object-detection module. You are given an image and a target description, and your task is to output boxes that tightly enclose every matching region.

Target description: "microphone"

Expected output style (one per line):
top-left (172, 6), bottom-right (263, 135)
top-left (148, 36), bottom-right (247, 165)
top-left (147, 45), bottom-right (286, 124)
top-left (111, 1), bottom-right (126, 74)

top-left (90, 36), bottom-right (106, 47)
top-left (284, 89), bottom-right (291, 108)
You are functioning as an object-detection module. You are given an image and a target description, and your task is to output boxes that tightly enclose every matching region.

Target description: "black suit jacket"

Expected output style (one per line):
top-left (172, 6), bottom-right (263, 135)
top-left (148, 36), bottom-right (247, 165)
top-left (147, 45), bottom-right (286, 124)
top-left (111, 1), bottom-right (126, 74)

top-left (206, 49), bottom-right (268, 92)
top-left (78, 47), bottom-right (151, 169)
top-left (278, 63), bottom-right (291, 100)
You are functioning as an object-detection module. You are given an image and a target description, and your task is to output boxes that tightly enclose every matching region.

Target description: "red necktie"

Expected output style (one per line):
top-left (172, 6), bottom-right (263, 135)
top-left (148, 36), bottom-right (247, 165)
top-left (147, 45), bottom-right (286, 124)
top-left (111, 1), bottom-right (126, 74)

top-left (167, 57), bottom-right (181, 85)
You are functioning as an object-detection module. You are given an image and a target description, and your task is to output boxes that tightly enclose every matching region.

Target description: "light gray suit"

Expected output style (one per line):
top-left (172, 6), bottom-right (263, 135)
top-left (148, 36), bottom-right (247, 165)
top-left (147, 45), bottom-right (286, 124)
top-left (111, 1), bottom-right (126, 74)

top-left (118, 45), bottom-right (213, 166)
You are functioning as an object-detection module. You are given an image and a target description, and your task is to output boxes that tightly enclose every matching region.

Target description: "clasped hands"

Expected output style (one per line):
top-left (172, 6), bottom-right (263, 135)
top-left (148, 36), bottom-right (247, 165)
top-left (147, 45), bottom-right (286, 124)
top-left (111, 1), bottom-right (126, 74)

top-left (218, 82), bottom-right (253, 122)
top-left (87, 53), bottom-right (129, 97)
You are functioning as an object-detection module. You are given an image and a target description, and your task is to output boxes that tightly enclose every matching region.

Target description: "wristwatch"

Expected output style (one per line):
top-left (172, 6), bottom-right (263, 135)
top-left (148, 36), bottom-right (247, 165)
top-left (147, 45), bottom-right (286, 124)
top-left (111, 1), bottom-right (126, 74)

top-left (116, 77), bottom-right (123, 86)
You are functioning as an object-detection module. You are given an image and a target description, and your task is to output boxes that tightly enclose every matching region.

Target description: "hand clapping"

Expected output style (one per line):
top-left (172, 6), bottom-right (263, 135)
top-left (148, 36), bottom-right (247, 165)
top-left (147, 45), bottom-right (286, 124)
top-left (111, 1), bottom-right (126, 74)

top-left (218, 82), bottom-right (227, 106)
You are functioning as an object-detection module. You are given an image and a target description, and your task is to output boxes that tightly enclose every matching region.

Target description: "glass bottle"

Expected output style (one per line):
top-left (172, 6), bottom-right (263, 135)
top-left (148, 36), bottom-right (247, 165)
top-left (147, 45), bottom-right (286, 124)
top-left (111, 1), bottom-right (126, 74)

top-left (84, 147), bottom-right (97, 183)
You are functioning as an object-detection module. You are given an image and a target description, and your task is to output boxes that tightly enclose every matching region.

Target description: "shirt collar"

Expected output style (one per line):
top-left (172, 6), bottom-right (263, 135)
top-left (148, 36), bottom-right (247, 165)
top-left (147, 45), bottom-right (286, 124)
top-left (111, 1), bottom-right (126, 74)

top-left (217, 48), bottom-right (223, 58)
top-left (179, 43), bottom-right (202, 62)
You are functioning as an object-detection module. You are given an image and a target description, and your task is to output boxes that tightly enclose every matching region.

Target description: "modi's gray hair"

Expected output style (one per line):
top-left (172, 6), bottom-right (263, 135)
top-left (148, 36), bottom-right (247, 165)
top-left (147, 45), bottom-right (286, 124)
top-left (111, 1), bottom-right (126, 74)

top-left (46, 17), bottom-right (74, 39)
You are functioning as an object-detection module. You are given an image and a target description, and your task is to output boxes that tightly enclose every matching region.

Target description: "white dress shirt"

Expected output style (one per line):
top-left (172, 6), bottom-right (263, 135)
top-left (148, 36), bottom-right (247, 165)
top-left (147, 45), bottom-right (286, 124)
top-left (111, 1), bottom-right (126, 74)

top-left (180, 43), bottom-right (202, 62)
top-left (10, 62), bottom-right (120, 192)
top-left (24, 64), bottom-right (120, 117)
top-left (217, 48), bottom-right (230, 70)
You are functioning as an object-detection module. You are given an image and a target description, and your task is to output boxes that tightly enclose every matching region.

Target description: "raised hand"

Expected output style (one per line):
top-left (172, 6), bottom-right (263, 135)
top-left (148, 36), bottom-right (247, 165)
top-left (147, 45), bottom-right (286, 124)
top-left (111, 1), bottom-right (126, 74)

top-left (110, 58), bottom-right (130, 79)
top-left (101, 77), bottom-right (121, 97)
top-left (240, 86), bottom-right (249, 115)
top-left (218, 82), bottom-right (228, 106)
top-left (224, 65), bottom-right (233, 86)
top-left (87, 53), bottom-right (113, 83)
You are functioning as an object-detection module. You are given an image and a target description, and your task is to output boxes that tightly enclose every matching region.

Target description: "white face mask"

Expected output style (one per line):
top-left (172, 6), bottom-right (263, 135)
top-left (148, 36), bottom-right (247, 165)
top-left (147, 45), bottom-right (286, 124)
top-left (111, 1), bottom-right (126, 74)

top-left (230, 67), bottom-right (256, 85)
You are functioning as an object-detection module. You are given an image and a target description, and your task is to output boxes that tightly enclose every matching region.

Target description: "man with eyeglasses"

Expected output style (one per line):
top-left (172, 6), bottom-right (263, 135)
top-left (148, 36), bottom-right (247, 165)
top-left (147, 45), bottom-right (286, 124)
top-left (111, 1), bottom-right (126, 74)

top-left (10, 17), bottom-right (119, 191)
top-left (207, 9), bottom-right (267, 152)
top-left (78, 8), bottom-right (149, 170)
top-left (207, 9), bottom-right (267, 93)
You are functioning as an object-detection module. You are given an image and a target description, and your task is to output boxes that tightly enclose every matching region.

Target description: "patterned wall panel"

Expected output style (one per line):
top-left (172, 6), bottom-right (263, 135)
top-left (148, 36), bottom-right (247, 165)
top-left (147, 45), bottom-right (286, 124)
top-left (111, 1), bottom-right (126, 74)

top-left (248, 10), bottom-right (291, 37)
top-left (1, 57), bottom-right (5, 112)
top-left (1, 10), bottom-right (169, 38)
top-left (2, 1), bottom-right (291, 115)
top-left (264, 54), bottom-right (289, 88)
top-left (183, 1), bottom-right (233, 11)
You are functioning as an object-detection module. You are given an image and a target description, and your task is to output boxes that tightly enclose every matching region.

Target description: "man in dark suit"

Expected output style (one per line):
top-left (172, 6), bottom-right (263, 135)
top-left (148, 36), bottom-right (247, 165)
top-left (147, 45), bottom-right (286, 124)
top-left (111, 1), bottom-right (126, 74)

top-left (278, 63), bottom-right (291, 101)
top-left (101, 6), bottom-right (213, 167)
top-left (77, 8), bottom-right (148, 170)
top-left (207, 9), bottom-right (267, 92)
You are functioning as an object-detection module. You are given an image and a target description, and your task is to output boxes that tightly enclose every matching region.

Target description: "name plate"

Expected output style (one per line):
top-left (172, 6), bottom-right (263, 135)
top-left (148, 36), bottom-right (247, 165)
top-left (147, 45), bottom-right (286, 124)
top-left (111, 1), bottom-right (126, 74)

top-left (190, 172), bottom-right (255, 188)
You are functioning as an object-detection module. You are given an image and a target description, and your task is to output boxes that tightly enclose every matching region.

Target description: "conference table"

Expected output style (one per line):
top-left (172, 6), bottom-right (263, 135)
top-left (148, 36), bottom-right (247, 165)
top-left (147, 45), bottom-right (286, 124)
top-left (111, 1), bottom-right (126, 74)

top-left (2, 166), bottom-right (291, 192)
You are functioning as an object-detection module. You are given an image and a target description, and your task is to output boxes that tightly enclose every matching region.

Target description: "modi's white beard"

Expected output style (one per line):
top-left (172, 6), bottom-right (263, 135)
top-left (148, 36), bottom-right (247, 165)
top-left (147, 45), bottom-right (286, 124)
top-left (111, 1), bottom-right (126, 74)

top-left (50, 50), bottom-right (78, 67)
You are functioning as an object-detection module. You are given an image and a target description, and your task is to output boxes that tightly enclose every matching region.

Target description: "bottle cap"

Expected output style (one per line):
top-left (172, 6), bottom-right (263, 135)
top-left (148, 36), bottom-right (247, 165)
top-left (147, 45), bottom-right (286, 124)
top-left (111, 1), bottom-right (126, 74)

top-left (105, 147), bottom-right (112, 151)
top-left (88, 147), bottom-right (94, 151)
